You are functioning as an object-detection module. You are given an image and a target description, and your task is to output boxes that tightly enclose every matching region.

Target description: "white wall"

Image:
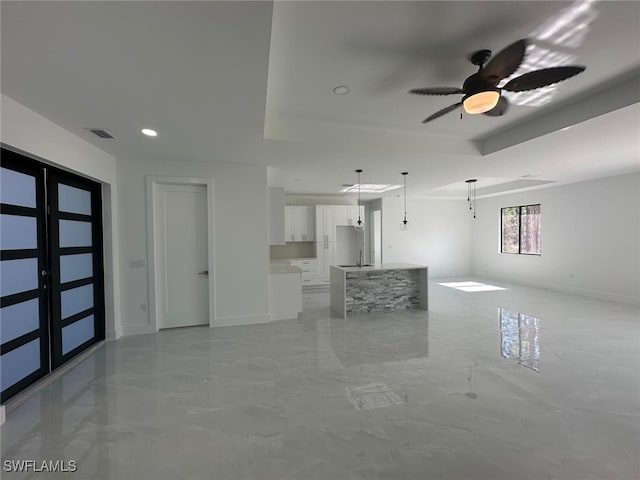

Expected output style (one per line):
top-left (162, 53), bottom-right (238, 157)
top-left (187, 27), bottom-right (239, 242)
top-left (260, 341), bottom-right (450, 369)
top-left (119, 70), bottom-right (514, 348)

top-left (471, 173), bottom-right (640, 305)
top-left (0, 95), bottom-right (122, 339)
top-left (382, 195), bottom-right (472, 277)
top-left (117, 157), bottom-right (270, 334)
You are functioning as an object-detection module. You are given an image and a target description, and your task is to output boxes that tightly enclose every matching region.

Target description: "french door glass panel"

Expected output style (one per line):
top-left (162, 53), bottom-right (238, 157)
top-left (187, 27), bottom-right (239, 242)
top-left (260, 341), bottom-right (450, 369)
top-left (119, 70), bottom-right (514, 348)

top-left (60, 253), bottom-right (93, 283)
top-left (62, 315), bottom-right (95, 355)
top-left (61, 284), bottom-right (94, 318)
top-left (0, 258), bottom-right (39, 296)
top-left (59, 220), bottom-right (92, 247)
top-left (0, 340), bottom-right (41, 392)
top-left (0, 167), bottom-right (36, 208)
top-left (0, 299), bottom-right (40, 344)
top-left (58, 184), bottom-right (92, 215)
top-left (0, 215), bottom-right (38, 249)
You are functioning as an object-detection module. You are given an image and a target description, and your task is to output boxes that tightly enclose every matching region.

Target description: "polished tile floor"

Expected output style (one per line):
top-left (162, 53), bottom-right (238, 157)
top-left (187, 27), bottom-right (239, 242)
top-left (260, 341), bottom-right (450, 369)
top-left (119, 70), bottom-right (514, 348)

top-left (1, 277), bottom-right (639, 479)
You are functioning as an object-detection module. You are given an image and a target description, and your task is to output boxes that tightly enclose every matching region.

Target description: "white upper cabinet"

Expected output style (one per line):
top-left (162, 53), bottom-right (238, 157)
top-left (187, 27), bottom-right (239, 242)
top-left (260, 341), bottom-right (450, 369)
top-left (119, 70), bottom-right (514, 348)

top-left (284, 206), bottom-right (295, 242)
top-left (301, 206), bottom-right (315, 241)
top-left (285, 206), bottom-right (316, 242)
top-left (334, 205), bottom-right (364, 226)
top-left (334, 205), bottom-right (349, 226)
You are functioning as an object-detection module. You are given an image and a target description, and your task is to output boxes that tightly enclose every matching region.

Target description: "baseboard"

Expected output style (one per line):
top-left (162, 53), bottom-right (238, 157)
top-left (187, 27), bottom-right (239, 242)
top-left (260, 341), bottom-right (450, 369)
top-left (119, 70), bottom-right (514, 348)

top-left (477, 272), bottom-right (640, 306)
top-left (213, 314), bottom-right (271, 327)
top-left (105, 326), bottom-right (123, 340)
top-left (121, 324), bottom-right (156, 336)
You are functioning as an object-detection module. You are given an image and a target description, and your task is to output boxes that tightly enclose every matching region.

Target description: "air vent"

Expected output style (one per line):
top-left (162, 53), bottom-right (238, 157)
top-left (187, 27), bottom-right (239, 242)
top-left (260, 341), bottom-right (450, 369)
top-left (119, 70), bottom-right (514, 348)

top-left (86, 128), bottom-right (114, 139)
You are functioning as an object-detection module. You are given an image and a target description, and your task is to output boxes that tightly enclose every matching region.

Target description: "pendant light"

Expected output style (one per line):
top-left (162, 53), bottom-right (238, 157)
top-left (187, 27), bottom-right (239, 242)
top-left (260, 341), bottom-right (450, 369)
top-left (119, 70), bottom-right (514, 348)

top-left (354, 169), bottom-right (365, 231)
top-left (401, 172), bottom-right (410, 231)
top-left (465, 178), bottom-right (477, 219)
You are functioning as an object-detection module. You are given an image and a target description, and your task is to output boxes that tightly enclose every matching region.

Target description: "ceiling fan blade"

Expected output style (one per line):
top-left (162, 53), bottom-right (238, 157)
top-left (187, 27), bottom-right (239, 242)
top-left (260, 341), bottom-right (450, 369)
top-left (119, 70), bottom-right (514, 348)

top-left (502, 66), bottom-right (586, 92)
top-left (422, 102), bottom-right (462, 123)
top-left (409, 87), bottom-right (464, 96)
top-left (481, 39), bottom-right (527, 85)
top-left (482, 96), bottom-right (510, 117)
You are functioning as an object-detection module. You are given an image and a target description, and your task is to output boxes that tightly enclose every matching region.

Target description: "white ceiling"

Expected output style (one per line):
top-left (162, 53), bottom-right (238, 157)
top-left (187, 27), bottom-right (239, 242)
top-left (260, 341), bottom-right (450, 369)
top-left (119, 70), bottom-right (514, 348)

top-left (2, 1), bottom-right (639, 199)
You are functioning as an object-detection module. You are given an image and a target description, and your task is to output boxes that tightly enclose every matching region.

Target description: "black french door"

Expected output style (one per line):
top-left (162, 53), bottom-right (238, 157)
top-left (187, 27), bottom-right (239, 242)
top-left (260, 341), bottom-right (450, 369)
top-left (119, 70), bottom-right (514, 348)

top-left (0, 152), bottom-right (50, 402)
top-left (0, 148), bottom-right (104, 402)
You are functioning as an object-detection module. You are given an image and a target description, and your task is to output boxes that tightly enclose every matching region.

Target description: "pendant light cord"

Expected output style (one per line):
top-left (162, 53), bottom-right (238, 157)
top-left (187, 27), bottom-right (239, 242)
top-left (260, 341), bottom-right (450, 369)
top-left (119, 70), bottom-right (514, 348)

top-left (356, 169), bottom-right (363, 226)
top-left (473, 182), bottom-right (476, 218)
top-left (402, 172), bottom-right (408, 221)
top-left (465, 179), bottom-right (477, 219)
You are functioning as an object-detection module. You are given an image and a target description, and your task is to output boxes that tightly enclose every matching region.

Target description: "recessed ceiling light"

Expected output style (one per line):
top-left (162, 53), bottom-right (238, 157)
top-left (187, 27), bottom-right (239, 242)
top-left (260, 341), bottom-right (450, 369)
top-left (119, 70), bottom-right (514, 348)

top-left (333, 85), bottom-right (350, 95)
top-left (560, 126), bottom-right (572, 131)
top-left (141, 128), bottom-right (158, 137)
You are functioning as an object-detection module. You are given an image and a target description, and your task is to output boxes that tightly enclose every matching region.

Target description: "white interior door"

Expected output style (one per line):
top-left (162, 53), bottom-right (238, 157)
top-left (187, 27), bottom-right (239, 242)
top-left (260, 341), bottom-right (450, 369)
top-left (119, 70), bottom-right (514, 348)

top-left (156, 184), bottom-right (209, 329)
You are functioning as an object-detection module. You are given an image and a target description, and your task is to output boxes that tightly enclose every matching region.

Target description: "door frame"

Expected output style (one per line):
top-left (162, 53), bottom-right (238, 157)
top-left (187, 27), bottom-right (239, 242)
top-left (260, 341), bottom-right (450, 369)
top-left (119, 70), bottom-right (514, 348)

top-left (370, 207), bottom-right (382, 264)
top-left (146, 176), bottom-right (215, 331)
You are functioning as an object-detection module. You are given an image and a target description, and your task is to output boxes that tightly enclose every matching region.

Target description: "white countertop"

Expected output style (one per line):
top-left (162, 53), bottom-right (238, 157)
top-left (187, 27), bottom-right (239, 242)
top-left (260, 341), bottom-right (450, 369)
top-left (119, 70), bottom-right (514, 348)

top-left (331, 262), bottom-right (427, 273)
top-left (270, 260), bottom-right (303, 275)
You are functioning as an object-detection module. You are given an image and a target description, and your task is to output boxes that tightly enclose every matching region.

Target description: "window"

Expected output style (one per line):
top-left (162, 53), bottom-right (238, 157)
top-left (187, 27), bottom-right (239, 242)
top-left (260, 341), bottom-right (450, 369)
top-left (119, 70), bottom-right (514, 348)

top-left (501, 204), bottom-right (541, 255)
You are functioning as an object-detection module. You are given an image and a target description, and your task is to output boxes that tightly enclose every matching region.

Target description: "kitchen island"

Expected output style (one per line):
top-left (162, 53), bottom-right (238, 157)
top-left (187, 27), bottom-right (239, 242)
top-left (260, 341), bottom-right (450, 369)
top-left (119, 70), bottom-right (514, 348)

top-left (330, 263), bottom-right (428, 318)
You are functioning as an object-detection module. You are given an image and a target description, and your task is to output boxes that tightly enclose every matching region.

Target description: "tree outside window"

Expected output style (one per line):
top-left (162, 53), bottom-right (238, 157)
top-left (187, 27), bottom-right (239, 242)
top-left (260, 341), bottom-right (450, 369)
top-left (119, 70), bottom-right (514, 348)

top-left (501, 204), bottom-right (541, 255)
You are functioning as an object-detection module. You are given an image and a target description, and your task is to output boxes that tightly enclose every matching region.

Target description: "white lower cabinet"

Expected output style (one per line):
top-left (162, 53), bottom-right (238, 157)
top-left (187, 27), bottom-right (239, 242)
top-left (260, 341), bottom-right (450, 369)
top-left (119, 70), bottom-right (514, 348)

top-left (290, 258), bottom-right (320, 285)
top-left (269, 272), bottom-right (302, 320)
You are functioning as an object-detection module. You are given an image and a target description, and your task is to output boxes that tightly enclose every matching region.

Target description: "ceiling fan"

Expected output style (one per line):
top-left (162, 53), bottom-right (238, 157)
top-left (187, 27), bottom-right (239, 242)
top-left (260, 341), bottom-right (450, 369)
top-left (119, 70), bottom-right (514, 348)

top-left (409, 38), bottom-right (586, 123)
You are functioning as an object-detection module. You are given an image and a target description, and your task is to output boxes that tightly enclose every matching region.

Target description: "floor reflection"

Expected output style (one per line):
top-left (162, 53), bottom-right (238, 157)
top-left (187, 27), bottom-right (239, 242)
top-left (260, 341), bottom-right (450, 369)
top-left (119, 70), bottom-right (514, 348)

top-left (2, 348), bottom-right (111, 478)
top-left (499, 307), bottom-right (541, 373)
top-left (327, 311), bottom-right (429, 369)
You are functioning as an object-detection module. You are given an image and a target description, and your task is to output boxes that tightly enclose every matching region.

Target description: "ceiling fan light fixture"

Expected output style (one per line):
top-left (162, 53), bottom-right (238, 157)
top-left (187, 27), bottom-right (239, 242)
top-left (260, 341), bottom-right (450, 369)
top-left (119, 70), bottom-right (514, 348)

top-left (463, 90), bottom-right (500, 114)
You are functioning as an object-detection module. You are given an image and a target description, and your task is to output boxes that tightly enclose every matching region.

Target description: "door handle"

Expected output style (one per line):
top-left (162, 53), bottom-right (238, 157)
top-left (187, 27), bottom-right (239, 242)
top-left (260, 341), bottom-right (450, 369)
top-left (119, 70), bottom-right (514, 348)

top-left (198, 270), bottom-right (209, 276)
